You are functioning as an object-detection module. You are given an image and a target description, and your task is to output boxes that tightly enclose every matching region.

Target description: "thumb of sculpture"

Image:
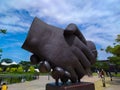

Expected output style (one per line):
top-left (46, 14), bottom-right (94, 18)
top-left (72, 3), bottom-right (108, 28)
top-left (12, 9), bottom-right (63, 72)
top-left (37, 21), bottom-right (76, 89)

top-left (30, 54), bottom-right (40, 64)
top-left (51, 67), bottom-right (64, 80)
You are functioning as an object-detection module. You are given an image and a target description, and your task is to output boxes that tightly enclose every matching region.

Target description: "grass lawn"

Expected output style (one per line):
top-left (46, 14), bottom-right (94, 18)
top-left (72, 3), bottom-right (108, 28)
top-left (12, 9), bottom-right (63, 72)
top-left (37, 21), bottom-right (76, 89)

top-left (113, 72), bottom-right (120, 77)
top-left (0, 72), bottom-right (38, 84)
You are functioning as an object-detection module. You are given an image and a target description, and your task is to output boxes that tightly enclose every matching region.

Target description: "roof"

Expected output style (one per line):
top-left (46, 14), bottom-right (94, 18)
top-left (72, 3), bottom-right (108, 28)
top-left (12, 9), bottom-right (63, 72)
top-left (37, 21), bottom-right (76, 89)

top-left (1, 61), bottom-right (17, 66)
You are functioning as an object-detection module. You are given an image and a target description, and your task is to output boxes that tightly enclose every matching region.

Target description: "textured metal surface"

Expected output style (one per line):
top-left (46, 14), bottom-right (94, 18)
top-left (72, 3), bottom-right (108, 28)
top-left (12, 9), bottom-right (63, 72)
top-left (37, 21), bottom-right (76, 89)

top-left (22, 17), bottom-right (97, 84)
top-left (46, 82), bottom-right (95, 90)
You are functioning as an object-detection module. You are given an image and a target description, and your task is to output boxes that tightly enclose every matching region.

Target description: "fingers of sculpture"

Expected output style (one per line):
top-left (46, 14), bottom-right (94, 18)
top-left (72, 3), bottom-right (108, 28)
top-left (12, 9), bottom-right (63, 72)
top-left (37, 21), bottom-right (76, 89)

top-left (65, 66), bottom-right (78, 83)
top-left (64, 26), bottom-right (96, 78)
top-left (60, 71), bottom-right (71, 83)
top-left (38, 61), bottom-right (51, 73)
top-left (64, 23), bottom-right (87, 45)
top-left (30, 54), bottom-right (40, 64)
top-left (51, 67), bottom-right (64, 80)
top-left (74, 38), bottom-right (96, 65)
top-left (86, 41), bottom-right (97, 58)
top-left (72, 46), bottom-right (91, 68)
top-left (71, 46), bottom-right (93, 77)
top-left (51, 67), bottom-right (71, 84)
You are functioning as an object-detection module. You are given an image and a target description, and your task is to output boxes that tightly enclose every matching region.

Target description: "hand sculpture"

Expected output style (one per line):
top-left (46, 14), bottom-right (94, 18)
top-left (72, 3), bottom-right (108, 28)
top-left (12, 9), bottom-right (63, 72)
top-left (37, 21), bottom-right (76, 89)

top-left (22, 17), bottom-right (97, 85)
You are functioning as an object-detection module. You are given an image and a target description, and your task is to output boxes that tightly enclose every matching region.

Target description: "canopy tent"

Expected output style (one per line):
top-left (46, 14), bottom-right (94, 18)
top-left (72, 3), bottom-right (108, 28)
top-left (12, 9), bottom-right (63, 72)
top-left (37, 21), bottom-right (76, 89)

top-left (1, 61), bottom-right (18, 66)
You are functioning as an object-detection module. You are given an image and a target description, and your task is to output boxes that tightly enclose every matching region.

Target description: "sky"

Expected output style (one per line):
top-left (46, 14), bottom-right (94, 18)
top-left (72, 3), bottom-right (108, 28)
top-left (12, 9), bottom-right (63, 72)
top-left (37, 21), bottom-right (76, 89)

top-left (0, 0), bottom-right (120, 63)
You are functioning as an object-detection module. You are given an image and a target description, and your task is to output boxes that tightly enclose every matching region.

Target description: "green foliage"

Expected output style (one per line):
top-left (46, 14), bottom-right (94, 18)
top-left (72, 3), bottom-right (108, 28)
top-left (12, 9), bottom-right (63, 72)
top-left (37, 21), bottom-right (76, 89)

top-left (113, 45), bottom-right (120, 56)
top-left (0, 29), bottom-right (7, 34)
top-left (116, 35), bottom-right (120, 42)
top-left (6, 67), bottom-right (10, 72)
top-left (0, 49), bottom-right (2, 53)
top-left (0, 73), bottom-right (36, 84)
top-left (19, 61), bottom-right (31, 65)
top-left (113, 73), bottom-right (120, 77)
top-left (105, 46), bottom-right (112, 53)
top-left (101, 62), bottom-right (109, 70)
top-left (92, 61), bottom-right (109, 70)
top-left (19, 61), bottom-right (31, 72)
top-left (17, 66), bottom-right (24, 73)
top-left (92, 61), bottom-right (102, 69)
top-left (10, 68), bottom-right (17, 72)
top-left (106, 45), bottom-right (120, 56)
top-left (108, 56), bottom-right (120, 65)
top-left (29, 66), bottom-right (35, 73)
top-left (106, 34), bottom-right (120, 66)
top-left (1, 58), bottom-right (13, 63)
top-left (0, 67), bottom-right (3, 72)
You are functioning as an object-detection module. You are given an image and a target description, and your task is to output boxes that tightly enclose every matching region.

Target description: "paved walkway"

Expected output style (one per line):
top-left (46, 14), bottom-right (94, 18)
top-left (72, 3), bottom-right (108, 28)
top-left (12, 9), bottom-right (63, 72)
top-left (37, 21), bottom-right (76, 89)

top-left (7, 75), bottom-right (100, 90)
top-left (7, 75), bottom-right (120, 90)
top-left (104, 77), bottom-right (120, 90)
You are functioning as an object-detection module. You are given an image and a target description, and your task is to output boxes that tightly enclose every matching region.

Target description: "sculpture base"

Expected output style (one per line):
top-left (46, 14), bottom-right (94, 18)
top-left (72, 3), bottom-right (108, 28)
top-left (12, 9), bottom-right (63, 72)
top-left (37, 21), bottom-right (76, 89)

top-left (46, 82), bottom-right (95, 90)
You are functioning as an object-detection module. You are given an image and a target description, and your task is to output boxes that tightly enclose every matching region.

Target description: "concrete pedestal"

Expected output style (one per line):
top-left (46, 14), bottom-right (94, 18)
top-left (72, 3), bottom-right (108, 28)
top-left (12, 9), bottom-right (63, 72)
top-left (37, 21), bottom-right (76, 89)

top-left (46, 82), bottom-right (95, 90)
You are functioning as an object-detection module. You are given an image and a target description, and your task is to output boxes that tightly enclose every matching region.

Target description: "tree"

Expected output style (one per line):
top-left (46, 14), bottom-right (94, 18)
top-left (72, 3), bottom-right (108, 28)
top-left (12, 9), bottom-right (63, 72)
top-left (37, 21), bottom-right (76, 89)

top-left (19, 61), bottom-right (31, 72)
top-left (92, 61), bottom-right (102, 69)
top-left (0, 67), bottom-right (3, 72)
top-left (116, 35), bottom-right (120, 42)
top-left (17, 66), bottom-right (24, 73)
top-left (106, 34), bottom-right (120, 69)
top-left (0, 29), bottom-right (7, 34)
top-left (6, 67), bottom-right (10, 72)
top-left (10, 67), bottom-right (17, 72)
top-left (1, 58), bottom-right (13, 63)
top-left (0, 49), bottom-right (2, 59)
top-left (92, 61), bottom-right (109, 70)
top-left (29, 66), bottom-right (35, 73)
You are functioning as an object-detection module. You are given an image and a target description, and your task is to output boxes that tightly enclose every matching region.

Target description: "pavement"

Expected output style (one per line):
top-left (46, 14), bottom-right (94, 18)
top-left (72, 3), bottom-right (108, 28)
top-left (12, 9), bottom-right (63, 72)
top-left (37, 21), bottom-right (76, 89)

top-left (7, 75), bottom-right (120, 90)
top-left (104, 77), bottom-right (120, 90)
top-left (7, 75), bottom-right (100, 90)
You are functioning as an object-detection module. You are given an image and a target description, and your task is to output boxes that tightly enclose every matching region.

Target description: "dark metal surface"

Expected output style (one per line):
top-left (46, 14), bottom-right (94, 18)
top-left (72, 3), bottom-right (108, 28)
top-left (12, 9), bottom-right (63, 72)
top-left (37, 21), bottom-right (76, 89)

top-left (46, 82), bottom-right (95, 90)
top-left (22, 17), bottom-right (97, 84)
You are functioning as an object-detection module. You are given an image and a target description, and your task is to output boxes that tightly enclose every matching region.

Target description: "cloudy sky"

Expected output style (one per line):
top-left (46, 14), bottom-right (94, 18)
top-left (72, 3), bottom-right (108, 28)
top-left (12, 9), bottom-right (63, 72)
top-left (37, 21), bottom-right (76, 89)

top-left (0, 0), bottom-right (120, 63)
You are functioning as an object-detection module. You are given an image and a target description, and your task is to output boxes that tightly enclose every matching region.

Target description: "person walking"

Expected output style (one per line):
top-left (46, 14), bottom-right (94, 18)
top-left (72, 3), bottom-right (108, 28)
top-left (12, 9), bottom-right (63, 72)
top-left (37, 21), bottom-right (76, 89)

top-left (100, 69), bottom-right (105, 78)
top-left (100, 69), bottom-right (106, 87)
top-left (1, 83), bottom-right (8, 90)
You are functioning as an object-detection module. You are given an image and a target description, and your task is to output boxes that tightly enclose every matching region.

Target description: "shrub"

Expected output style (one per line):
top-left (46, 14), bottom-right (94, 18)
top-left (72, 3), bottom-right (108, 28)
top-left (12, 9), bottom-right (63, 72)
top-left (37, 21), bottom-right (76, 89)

top-left (10, 68), bottom-right (17, 72)
top-left (0, 67), bottom-right (2, 72)
top-left (17, 66), bottom-right (24, 73)
top-left (6, 67), bottom-right (10, 72)
top-left (29, 66), bottom-right (35, 73)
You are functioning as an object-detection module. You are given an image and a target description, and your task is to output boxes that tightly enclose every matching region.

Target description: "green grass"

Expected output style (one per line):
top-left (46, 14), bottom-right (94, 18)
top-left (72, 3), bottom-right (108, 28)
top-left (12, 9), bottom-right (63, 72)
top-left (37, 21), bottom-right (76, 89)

top-left (92, 73), bottom-right (98, 76)
top-left (113, 73), bottom-right (120, 77)
top-left (0, 72), bottom-right (38, 84)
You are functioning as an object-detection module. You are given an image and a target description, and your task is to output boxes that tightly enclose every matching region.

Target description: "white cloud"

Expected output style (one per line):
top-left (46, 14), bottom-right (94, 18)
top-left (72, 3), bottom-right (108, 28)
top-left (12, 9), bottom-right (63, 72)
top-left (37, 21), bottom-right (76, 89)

top-left (0, 24), bottom-right (27, 33)
top-left (97, 49), bottom-right (112, 60)
top-left (0, 0), bottom-right (120, 60)
top-left (1, 0), bottom-right (120, 25)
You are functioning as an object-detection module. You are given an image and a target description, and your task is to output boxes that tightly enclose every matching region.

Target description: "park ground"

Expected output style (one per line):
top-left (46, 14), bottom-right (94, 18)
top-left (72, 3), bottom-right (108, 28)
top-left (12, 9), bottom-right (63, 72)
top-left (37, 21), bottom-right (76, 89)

top-left (7, 75), bottom-right (120, 90)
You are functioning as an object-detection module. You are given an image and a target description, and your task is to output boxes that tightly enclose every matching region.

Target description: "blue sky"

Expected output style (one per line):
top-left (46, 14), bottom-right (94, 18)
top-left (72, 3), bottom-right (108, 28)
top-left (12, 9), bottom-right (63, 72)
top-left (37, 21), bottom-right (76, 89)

top-left (0, 0), bottom-right (120, 63)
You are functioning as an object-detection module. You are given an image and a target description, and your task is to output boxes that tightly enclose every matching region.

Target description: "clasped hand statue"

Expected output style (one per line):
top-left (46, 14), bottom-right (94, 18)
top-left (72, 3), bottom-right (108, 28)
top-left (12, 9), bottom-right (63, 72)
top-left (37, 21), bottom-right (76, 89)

top-left (22, 17), bottom-right (97, 85)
